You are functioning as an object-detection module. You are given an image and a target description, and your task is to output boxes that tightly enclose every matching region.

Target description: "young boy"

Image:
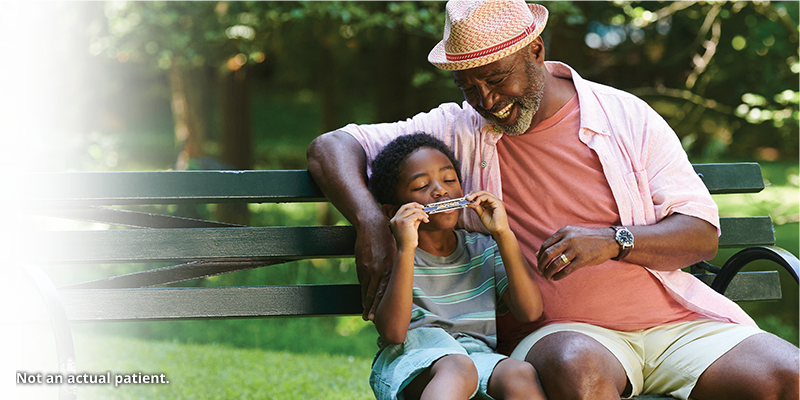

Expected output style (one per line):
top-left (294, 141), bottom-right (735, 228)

top-left (368, 133), bottom-right (546, 400)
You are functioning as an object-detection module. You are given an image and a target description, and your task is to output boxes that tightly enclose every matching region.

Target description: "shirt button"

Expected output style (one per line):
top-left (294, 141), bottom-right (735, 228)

top-left (481, 161), bottom-right (487, 168)
top-left (602, 127), bottom-right (608, 133)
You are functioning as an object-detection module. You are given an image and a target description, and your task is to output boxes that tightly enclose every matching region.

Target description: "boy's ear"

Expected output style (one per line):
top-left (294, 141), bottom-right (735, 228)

top-left (381, 203), bottom-right (398, 220)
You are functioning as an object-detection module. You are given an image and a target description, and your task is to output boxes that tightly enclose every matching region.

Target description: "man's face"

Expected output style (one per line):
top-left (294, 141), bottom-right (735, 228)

top-left (452, 48), bottom-right (545, 136)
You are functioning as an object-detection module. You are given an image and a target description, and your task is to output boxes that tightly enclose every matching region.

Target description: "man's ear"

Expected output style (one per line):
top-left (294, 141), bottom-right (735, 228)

top-left (381, 203), bottom-right (398, 220)
top-left (527, 36), bottom-right (545, 65)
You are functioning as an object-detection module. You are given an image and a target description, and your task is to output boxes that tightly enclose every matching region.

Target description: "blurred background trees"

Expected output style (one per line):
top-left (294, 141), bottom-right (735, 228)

top-left (39, 0), bottom-right (797, 174)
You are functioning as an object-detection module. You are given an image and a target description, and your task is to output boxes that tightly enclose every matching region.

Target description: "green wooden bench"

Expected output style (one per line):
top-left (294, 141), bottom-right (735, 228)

top-left (15, 162), bottom-right (798, 400)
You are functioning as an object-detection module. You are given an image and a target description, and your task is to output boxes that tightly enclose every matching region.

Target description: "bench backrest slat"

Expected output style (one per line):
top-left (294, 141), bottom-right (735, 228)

top-left (718, 217), bottom-right (775, 247)
top-left (692, 163), bottom-right (765, 194)
top-left (34, 217), bottom-right (772, 264)
top-left (58, 270), bottom-right (781, 321)
top-left (36, 226), bottom-right (356, 264)
top-left (60, 285), bottom-right (363, 321)
top-left (23, 170), bottom-right (325, 206)
top-left (21, 163), bottom-right (763, 207)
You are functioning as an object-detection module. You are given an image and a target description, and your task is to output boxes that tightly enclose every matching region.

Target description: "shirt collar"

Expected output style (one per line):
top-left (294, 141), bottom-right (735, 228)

top-left (545, 61), bottom-right (611, 137)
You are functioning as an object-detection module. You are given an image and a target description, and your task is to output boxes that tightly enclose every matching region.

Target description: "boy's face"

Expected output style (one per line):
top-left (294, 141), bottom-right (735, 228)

top-left (394, 147), bottom-right (464, 231)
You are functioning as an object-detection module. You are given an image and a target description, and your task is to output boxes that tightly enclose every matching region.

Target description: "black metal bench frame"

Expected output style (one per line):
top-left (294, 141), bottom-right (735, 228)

top-left (15, 163), bottom-right (799, 400)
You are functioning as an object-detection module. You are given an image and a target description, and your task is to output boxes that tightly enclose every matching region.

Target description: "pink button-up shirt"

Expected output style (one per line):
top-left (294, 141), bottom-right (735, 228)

top-left (342, 61), bottom-right (756, 327)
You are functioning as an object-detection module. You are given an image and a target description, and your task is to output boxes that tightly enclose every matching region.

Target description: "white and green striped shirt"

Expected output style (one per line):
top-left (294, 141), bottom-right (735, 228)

top-left (409, 230), bottom-right (509, 350)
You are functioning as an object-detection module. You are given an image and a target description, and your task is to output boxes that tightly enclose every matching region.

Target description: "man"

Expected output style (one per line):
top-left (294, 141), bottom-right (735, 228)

top-left (307, 1), bottom-right (799, 399)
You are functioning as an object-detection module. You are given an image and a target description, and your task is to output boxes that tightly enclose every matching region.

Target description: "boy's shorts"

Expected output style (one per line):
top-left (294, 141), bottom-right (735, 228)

top-left (370, 327), bottom-right (507, 400)
top-left (509, 318), bottom-right (763, 399)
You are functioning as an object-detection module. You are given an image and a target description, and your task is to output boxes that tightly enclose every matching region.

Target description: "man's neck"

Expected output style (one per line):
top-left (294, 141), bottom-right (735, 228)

top-left (527, 72), bottom-right (577, 133)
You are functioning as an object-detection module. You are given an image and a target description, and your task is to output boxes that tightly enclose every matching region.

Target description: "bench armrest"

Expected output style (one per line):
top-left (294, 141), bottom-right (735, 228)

top-left (0, 260), bottom-right (78, 400)
top-left (711, 246), bottom-right (800, 294)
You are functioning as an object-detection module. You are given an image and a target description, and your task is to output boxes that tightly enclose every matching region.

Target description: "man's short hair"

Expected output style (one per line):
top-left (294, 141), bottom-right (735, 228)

top-left (369, 133), bottom-right (462, 206)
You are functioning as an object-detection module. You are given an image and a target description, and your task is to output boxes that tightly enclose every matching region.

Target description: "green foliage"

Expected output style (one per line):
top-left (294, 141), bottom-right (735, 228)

top-left (567, 1), bottom-right (800, 160)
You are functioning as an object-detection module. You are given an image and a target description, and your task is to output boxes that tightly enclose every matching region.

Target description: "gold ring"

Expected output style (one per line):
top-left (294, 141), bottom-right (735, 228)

top-left (559, 254), bottom-right (570, 265)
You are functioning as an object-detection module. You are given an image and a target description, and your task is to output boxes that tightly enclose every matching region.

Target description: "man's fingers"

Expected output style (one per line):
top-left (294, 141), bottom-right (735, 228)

top-left (362, 275), bottom-right (379, 320)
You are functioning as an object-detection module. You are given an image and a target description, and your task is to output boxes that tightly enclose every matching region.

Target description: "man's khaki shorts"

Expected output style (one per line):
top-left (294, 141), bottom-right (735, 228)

top-left (509, 318), bottom-right (763, 399)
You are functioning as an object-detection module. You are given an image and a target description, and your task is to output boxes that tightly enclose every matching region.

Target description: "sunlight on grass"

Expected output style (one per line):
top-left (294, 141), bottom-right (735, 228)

top-left (713, 184), bottom-right (799, 224)
top-left (70, 335), bottom-right (375, 400)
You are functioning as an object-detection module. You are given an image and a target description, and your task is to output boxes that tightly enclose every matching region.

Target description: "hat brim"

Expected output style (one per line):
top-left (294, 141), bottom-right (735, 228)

top-left (428, 4), bottom-right (548, 71)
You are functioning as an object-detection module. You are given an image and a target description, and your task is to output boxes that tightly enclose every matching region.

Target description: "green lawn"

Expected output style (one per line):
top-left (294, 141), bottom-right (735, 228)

top-left (14, 333), bottom-right (375, 400)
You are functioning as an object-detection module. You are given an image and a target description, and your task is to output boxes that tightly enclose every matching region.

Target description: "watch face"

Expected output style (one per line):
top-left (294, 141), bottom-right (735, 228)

top-left (616, 229), bottom-right (634, 247)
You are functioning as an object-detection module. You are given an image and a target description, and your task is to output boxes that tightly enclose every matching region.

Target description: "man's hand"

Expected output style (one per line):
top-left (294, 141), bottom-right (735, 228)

top-left (537, 226), bottom-right (617, 281)
top-left (355, 222), bottom-right (397, 321)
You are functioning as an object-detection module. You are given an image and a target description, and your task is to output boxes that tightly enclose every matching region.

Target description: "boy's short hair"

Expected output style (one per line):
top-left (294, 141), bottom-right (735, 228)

top-left (369, 133), bottom-right (461, 205)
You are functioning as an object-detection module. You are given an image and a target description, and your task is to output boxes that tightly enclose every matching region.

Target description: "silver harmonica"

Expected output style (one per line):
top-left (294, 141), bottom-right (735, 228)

top-left (423, 197), bottom-right (470, 214)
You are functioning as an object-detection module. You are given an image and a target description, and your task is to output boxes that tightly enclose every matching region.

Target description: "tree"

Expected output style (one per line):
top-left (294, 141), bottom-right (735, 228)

top-left (550, 1), bottom-right (799, 160)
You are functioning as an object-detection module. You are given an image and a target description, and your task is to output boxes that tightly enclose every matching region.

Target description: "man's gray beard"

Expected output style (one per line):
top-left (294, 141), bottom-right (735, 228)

top-left (490, 62), bottom-right (546, 136)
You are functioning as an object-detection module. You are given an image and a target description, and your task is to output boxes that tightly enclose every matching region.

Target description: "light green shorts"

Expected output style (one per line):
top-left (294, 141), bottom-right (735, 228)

top-left (509, 318), bottom-right (763, 399)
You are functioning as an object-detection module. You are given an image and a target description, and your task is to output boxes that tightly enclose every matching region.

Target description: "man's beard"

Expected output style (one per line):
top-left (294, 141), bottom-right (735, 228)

top-left (480, 61), bottom-right (545, 136)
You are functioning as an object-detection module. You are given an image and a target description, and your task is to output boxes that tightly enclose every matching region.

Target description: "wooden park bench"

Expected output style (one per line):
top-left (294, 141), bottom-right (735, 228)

top-left (14, 162), bottom-right (799, 400)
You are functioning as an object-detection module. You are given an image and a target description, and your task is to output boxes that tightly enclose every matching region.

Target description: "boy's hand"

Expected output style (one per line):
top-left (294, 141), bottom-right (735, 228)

top-left (389, 202), bottom-right (429, 251)
top-left (466, 191), bottom-right (510, 236)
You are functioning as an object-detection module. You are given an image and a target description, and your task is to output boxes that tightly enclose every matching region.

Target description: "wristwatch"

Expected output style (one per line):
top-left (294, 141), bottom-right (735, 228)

top-left (610, 226), bottom-right (634, 261)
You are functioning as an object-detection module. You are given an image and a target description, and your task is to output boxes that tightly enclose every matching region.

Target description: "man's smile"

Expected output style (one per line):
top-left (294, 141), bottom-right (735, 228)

top-left (492, 102), bottom-right (514, 120)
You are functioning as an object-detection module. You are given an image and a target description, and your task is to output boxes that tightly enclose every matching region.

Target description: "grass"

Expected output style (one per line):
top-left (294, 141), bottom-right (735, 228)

top-left (12, 332), bottom-right (374, 400)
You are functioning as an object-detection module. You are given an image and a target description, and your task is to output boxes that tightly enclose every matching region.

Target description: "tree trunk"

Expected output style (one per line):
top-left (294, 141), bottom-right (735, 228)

top-left (216, 68), bottom-right (252, 225)
top-left (374, 30), bottom-right (412, 124)
top-left (168, 66), bottom-right (206, 171)
top-left (221, 68), bottom-right (253, 170)
top-left (319, 42), bottom-right (338, 133)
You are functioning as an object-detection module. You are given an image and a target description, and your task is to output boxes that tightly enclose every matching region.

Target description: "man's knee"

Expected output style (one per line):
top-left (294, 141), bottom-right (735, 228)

top-left (526, 331), bottom-right (628, 398)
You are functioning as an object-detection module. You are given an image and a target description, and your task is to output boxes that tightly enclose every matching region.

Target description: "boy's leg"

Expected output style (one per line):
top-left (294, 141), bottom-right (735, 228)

top-left (487, 358), bottom-right (546, 400)
top-left (403, 354), bottom-right (479, 400)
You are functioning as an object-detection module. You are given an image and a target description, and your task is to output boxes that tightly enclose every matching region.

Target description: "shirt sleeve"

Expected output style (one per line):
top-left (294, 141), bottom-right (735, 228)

top-left (641, 107), bottom-right (720, 233)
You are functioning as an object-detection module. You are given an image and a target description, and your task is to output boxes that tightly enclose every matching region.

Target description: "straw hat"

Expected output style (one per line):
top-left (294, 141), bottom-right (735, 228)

top-left (428, 0), bottom-right (549, 71)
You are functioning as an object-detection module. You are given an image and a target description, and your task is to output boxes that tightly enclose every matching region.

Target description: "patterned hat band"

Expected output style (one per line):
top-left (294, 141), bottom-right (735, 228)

top-left (446, 20), bottom-right (537, 62)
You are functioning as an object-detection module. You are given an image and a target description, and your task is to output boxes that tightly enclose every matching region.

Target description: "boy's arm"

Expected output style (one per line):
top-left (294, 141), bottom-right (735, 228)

top-left (466, 191), bottom-right (542, 322)
top-left (373, 203), bottom-right (429, 344)
top-left (374, 247), bottom-right (416, 344)
top-left (494, 230), bottom-right (543, 322)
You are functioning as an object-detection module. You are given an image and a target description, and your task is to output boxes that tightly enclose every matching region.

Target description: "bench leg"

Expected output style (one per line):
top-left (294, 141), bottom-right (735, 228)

top-left (712, 245), bottom-right (800, 294)
top-left (23, 263), bottom-right (78, 400)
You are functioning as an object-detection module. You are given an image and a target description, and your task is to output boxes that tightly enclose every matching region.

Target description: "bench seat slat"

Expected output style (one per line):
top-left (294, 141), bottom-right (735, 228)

top-left (60, 284), bottom-right (362, 321)
top-left (57, 272), bottom-right (779, 321)
top-left (36, 226), bottom-right (357, 263)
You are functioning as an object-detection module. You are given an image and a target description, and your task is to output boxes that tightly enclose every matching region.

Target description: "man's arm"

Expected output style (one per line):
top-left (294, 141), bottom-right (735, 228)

top-left (537, 212), bottom-right (718, 281)
top-left (306, 130), bottom-right (396, 320)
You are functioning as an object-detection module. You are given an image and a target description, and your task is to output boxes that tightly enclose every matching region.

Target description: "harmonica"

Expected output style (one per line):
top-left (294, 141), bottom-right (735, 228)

top-left (423, 197), bottom-right (470, 214)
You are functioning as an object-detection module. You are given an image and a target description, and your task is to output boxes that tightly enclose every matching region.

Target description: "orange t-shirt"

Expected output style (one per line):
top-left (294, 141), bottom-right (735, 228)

top-left (495, 94), bottom-right (699, 355)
